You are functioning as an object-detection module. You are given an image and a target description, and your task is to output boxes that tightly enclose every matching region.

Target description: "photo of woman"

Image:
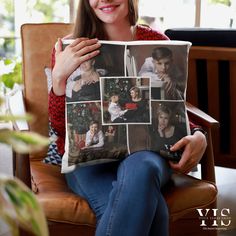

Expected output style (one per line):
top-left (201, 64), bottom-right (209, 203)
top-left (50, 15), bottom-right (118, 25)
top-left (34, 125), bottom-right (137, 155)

top-left (66, 58), bottom-right (102, 102)
top-left (150, 101), bottom-right (188, 152)
top-left (124, 86), bottom-right (150, 123)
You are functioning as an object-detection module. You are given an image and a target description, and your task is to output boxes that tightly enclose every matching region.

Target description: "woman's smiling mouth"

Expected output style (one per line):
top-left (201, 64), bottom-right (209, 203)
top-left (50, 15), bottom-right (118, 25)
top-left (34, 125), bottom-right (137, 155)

top-left (99, 5), bottom-right (119, 13)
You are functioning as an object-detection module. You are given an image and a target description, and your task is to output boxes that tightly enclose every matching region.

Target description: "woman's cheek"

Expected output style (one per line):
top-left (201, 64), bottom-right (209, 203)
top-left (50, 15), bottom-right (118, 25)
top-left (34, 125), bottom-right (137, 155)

top-left (89, 0), bottom-right (97, 8)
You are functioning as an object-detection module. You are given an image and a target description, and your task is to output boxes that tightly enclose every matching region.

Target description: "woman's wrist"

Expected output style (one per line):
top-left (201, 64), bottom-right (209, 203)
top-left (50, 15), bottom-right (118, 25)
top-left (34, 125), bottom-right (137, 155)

top-left (52, 74), bottom-right (67, 96)
top-left (191, 127), bottom-right (207, 140)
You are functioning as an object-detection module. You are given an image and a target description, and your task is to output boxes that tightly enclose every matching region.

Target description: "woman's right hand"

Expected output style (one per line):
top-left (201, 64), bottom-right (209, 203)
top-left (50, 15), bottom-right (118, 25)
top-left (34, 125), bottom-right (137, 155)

top-left (73, 80), bottom-right (83, 92)
top-left (52, 37), bottom-right (101, 96)
top-left (158, 125), bottom-right (165, 137)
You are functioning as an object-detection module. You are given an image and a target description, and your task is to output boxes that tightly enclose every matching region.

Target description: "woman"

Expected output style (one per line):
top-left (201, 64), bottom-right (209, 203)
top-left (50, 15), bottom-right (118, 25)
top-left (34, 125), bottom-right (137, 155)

top-left (69, 59), bottom-right (101, 101)
top-left (151, 104), bottom-right (186, 152)
top-left (49, 0), bottom-right (207, 235)
top-left (124, 86), bottom-right (149, 122)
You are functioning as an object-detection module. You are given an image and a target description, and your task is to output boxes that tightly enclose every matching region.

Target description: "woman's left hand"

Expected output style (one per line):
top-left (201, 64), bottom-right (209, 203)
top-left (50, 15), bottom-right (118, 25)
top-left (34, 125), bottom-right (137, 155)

top-left (169, 131), bottom-right (207, 174)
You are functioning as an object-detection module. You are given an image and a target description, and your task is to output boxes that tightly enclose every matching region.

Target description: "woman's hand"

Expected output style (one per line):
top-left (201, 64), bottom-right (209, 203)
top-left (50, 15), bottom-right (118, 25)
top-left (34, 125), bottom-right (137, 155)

top-left (90, 132), bottom-right (95, 140)
top-left (158, 125), bottom-right (165, 137)
top-left (52, 37), bottom-right (101, 96)
top-left (169, 131), bottom-right (207, 174)
top-left (73, 80), bottom-right (83, 92)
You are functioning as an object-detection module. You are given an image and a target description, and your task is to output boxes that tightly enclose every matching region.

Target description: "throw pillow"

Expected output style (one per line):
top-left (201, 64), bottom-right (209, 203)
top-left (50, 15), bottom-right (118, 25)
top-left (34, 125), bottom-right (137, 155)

top-left (42, 67), bottom-right (62, 165)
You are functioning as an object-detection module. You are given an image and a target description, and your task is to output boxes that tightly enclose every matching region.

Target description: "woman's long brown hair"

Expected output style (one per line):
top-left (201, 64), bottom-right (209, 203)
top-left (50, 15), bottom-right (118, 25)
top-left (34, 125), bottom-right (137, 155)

top-left (73, 0), bottom-right (139, 39)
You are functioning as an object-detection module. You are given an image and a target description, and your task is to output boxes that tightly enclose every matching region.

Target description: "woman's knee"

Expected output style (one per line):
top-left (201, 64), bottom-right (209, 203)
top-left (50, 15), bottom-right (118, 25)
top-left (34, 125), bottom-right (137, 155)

top-left (122, 151), bottom-right (170, 185)
top-left (128, 151), bottom-right (167, 171)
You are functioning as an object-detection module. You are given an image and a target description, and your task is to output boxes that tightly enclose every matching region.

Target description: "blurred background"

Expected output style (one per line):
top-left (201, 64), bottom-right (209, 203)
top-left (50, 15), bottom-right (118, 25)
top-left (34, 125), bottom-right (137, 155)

top-left (1, 0), bottom-right (236, 58)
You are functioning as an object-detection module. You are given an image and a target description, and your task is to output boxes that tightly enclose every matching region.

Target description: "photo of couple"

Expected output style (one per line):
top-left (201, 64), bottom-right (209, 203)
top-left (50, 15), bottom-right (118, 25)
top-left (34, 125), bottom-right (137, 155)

top-left (101, 77), bottom-right (151, 124)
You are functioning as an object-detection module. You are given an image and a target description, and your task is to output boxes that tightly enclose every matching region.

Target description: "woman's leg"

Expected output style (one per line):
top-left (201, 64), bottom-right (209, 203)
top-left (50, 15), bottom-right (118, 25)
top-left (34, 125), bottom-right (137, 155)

top-left (96, 151), bottom-right (171, 236)
top-left (65, 161), bottom-right (120, 220)
top-left (149, 193), bottom-right (169, 236)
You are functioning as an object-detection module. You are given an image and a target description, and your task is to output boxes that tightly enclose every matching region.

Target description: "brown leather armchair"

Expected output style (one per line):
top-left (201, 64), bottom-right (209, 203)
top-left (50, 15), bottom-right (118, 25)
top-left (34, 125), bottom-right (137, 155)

top-left (16, 23), bottom-right (219, 236)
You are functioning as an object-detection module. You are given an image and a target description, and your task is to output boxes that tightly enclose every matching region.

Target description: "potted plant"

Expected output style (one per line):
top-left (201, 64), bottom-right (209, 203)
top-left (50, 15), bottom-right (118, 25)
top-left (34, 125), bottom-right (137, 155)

top-left (0, 57), bottom-right (49, 236)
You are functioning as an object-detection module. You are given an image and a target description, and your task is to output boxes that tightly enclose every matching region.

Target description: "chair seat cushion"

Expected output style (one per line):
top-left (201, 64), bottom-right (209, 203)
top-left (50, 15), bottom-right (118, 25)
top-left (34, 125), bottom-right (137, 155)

top-left (31, 161), bottom-right (96, 227)
top-left (163, 173), bottom-right (217, 221)
top-left (31, 161), bottom-right (217, 225)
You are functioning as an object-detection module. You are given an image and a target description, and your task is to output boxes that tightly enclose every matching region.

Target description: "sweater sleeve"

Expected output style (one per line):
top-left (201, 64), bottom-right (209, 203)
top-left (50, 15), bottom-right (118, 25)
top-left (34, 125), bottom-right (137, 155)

top-left (48, 89), bottom-right (66, 155)
top-left (136, 24), bottom-right (169, 41)
top-left (48, 48), bottom-right (66, 155)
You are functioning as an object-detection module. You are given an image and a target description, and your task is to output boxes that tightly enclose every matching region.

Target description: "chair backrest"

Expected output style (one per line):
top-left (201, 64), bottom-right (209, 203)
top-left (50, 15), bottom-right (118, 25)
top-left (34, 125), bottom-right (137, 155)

top-left (188, 46), bottom-right (236, 168)
top-left (165, 28), bottom-right (236, 168)
top-left (21, 23), bottom-right (74, 159)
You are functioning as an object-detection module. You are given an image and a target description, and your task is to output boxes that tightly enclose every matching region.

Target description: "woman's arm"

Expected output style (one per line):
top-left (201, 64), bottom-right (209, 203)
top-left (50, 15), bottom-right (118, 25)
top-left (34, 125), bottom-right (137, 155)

top-left (48, 37), bottom-right (101, 154)
top-left (52, 38), bottom-right (101, 96)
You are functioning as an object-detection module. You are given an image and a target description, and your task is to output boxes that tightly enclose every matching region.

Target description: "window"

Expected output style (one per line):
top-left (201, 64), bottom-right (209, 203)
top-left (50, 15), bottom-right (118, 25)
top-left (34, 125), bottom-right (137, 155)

top-left (200, 0), bottom-right (236, 28)
top-left (0, 0), bottom-right (77, 95)
top-left (0, 1), bottom-right (15, 58)
top-left (1, 0), bottom-right (236, 58)
top-left (0, 0), bottom-right (73, 58)
top-left (139, 0), bottom-right (236, 30)
top-left (139, 0), bottom-right (196, 32)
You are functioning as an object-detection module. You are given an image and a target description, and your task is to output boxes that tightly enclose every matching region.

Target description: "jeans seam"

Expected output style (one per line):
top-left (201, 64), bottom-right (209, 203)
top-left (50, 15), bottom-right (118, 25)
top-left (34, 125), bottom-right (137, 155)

top-left (72, 174), bottom-right (87, 198)
top-left (70, 173), bottom-right (105, 222)
top-left (68, 173), bottom-right (94, 207)
top-left (105, 162), bottom-right (126, 236)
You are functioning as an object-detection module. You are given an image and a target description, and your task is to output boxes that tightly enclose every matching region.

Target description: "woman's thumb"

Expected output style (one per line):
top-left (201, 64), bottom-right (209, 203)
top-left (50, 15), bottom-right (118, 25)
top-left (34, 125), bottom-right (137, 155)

top-left (55, 38), bottom-right (63, 54)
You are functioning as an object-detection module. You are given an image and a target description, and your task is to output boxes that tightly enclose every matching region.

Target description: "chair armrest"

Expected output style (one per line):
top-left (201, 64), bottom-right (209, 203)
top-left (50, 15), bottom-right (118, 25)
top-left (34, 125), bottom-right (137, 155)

top-left (7, 88), bottom-right (31, 189)
top-left (186, 102), bottom-right (219, 183)
top-left (186, 102), bottom-right (219, 128)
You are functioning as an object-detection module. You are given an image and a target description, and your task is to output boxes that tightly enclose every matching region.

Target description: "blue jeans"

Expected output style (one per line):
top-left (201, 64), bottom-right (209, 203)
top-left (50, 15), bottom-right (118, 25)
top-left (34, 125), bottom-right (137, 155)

top-left (65, 151), bottom-right (172, 236)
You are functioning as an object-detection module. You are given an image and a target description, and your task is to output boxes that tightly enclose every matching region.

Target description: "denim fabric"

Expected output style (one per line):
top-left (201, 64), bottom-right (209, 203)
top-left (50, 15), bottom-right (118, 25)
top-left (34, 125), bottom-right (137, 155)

top-left (65, 151), bottom-right (172, 236)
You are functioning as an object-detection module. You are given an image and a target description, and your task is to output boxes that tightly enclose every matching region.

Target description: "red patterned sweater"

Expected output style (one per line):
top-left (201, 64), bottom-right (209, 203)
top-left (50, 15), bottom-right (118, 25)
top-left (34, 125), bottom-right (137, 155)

top-left (49, 24), bottom-right (196, 155)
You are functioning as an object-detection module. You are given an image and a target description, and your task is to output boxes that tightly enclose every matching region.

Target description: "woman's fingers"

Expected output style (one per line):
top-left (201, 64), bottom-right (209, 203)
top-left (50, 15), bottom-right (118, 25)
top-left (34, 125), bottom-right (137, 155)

top-left (169, 147), bottom-right (194, 174)
top-left (63, 38), bottom-right (101, 65)
top-left (67, 38), bottom-right (101, 56)
top-left (69, 37), bottom-right (89, 46)
top-left (80, 49), bottom-right (100, 62)
top-left (75, 39), bottom-right (101, 57)
top-left (169, 132), bottom-right (207, 173)
top-left (55, 38), bottom-right (63, 55)
top-left (52, 37), bottom-right (101, 96)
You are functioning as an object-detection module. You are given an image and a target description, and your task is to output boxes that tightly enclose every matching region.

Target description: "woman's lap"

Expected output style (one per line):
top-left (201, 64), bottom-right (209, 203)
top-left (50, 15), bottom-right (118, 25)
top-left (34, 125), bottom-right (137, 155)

top-left (65, 151), bottom-right (171, 220)
top-left (65, 161), bottom-right (119, 219)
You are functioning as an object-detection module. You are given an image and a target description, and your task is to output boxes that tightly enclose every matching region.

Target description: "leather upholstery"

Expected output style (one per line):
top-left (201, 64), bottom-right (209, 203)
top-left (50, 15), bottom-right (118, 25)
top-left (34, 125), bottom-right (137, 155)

top-left (31, 161), bottom-right (216, 224)
top-left (30, 161), bottom-right (96, 226)
top-left (20, 23), bottom-right (218, 236)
